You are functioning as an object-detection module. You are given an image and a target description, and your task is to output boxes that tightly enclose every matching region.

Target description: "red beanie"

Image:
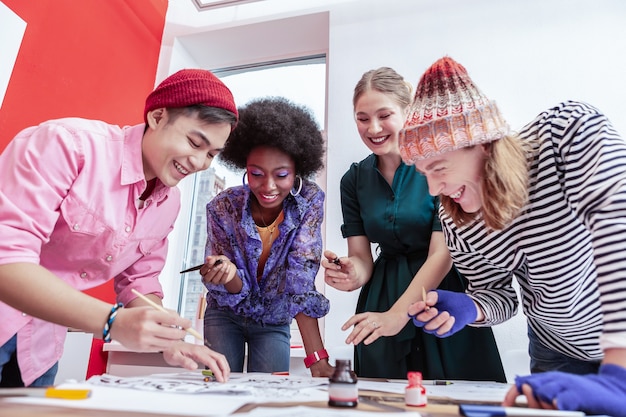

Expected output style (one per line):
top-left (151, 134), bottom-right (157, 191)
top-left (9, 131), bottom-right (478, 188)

top-left (144, 69), bottom-right (238, 123)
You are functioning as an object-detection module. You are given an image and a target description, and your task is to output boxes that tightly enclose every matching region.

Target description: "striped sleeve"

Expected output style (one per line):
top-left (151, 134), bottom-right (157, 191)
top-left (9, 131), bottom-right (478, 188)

top-left (441, 216), bottom-right (520, 326)
top-left (550, 101), bottom-right (626, 348)
top-left (441, 101), bottom-right (626, 360)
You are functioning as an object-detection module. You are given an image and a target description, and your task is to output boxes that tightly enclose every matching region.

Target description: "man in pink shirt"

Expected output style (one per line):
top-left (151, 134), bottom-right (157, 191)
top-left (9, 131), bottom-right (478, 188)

top-left (0, 69), bottom-right (237, 386)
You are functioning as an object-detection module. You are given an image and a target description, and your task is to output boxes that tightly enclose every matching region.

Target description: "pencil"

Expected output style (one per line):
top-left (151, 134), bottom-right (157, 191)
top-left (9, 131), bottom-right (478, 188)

top-left (422, 287), bottom-right (430, 311)
top-left (130, 288), bottom-right (203, 342)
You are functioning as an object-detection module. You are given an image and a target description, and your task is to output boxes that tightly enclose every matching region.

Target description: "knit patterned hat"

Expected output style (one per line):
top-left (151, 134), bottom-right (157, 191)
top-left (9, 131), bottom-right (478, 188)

top-left (399, 57), bottom-right (509, 163)
top-left (144, 69), bottom-right (238, 123)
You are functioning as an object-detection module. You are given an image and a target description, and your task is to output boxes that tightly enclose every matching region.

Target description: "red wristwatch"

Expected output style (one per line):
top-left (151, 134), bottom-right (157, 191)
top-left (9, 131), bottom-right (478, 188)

top-left (303, 349), bottom-right (329, 368)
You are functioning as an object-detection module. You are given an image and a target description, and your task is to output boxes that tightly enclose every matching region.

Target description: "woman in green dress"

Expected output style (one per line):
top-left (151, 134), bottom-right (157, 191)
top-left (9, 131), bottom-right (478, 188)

top-left (323, 67), bottom-right (506, 381)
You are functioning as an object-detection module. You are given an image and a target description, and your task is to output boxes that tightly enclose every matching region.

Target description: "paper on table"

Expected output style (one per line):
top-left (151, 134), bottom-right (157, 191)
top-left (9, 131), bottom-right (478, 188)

top-left (4, 372), bottom-right (329, 416)
top-left (4, 382), bottom-right (242, 416)
top-left (240, 405), bottom-right (422, 417)
top-left (356, 379), bottom-right (514, 405)
top-left (427, 380), bottom-right (514, 404)
top-left (356, 379), bottom-right (406, 394)
top-left (89, 372), bottom-right (328, 396)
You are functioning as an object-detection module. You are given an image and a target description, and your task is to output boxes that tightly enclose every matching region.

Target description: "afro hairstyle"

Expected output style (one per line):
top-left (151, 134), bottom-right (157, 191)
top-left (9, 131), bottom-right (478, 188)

top-left (218, 96), bottom-right (325, 178)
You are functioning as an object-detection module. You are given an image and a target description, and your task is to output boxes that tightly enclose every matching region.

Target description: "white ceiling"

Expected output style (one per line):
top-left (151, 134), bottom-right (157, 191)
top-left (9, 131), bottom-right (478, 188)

top-left (165, 0), bottom-right (357, 35)
top-left (191, 0), bottom-right (265, 11)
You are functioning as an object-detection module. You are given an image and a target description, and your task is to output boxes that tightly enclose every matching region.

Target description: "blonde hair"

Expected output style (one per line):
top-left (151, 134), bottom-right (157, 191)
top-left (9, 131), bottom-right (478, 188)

top-left (441, 135), bottom-right (531, 231)
top-left (353, 67), bottom-right (413, 111)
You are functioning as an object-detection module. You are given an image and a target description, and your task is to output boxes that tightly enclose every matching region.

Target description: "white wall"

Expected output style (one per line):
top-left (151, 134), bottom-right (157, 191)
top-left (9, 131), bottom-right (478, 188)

top-left (323, 0), bottom-right (626, 373)
top-left (0, 2), bottom-right (25, 109)
top-left (158, 0), bottom-right (626, 379)
top-left (55, 332), bottom-right (93, 384)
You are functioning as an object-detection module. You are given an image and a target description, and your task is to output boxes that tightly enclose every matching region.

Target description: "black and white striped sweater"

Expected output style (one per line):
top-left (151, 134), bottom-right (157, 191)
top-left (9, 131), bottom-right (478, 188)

top-left (442, 101), bottom-right (626, 361)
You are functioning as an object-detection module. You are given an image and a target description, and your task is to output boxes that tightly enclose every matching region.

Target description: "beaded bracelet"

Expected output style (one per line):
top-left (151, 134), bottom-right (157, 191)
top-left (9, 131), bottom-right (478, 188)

top-left (103, 302), bottom-right (124, 343)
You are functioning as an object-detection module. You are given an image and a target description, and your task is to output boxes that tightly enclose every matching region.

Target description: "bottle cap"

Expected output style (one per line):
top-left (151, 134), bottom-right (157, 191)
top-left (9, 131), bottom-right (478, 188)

top-left (407, 371), bottom-right (422, 387)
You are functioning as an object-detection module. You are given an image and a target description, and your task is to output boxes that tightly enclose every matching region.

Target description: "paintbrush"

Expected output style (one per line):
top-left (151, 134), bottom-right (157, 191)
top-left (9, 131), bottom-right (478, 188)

top-left (422, 287), bottom-right (430, 311)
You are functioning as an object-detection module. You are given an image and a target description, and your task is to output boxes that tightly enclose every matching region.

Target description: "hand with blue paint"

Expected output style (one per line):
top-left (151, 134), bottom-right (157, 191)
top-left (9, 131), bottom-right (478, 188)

top-left (502, 364), bottom-right (626, 417)
top-left (407, 289), bottom-right (478, 337)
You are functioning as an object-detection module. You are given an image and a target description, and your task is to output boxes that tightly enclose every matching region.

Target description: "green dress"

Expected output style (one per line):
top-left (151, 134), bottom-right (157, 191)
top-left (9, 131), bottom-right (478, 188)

top-left (340, 154), bottom-right (506, 381)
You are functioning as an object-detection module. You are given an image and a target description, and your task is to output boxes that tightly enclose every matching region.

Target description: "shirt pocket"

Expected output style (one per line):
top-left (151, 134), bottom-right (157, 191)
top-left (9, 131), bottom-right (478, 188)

top-left (132, 221), bottom-right (172, 257)
top-left (48, 195), bottom-right (115, 262)
top-left (61, 197), bottom-right (109, 236)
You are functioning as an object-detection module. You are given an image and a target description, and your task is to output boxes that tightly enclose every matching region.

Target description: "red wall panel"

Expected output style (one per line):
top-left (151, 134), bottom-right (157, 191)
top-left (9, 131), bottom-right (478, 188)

top-left (0, 0), bottom-right (167, 153)
top-left (0, 0), bottom-right (168, 304)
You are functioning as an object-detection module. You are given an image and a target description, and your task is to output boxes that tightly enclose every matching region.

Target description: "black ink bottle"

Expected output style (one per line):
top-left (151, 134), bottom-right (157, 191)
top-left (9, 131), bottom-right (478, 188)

top-left (328, 359), bottom-right (358, 407)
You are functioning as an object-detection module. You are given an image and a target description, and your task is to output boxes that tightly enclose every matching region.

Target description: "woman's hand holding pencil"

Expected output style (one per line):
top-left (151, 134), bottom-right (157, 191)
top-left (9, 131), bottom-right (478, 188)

top-left (407, 289), bottom-right (479, 338)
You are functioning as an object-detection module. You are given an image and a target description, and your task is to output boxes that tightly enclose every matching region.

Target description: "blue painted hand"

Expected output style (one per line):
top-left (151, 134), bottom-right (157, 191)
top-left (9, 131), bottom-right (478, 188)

top-left (408, 289), bottom-right (477, 337)
top-left (514, 364), bottom-right (626, 417)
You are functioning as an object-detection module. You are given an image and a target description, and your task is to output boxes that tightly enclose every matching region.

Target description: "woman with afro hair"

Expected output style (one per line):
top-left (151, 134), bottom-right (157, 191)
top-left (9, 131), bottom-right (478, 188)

top-left (199, 97), bottom-right (334, 377)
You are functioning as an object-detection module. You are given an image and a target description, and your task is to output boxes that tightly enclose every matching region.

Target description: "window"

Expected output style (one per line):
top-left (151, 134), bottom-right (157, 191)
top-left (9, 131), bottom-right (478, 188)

top-left (177, 57), bottom-right (327, 331)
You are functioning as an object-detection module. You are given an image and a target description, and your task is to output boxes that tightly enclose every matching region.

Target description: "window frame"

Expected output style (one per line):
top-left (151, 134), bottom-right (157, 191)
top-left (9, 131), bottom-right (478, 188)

top-left (166, 57), bottom-right (328, 333)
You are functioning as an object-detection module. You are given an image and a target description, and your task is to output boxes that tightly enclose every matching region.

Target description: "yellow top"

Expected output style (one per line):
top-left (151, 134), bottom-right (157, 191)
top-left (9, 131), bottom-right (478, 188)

top-left (256, 210), bottom-right (284, 280)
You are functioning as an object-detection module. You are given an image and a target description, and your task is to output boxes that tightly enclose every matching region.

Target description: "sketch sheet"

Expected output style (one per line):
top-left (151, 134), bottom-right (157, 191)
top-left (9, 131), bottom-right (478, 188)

top-left (5, 372), bottom-right (330, 416)
top-left (4, 371), bottom-right (513, 415)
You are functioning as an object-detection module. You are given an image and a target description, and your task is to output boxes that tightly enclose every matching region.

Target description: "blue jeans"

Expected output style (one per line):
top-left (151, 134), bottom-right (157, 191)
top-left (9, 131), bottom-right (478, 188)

top-left (204, 309), bottom-right (290, 373)
top-left (0, 334), bottom-right (58, 387)
top-left (528, 326), bottom-right (600, 375)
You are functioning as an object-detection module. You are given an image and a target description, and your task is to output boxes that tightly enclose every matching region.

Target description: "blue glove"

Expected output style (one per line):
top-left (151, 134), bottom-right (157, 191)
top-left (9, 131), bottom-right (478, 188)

top-left (514, 364), bottom-right (626, 417)
top-left (409, 289), bottom-right (477, 337)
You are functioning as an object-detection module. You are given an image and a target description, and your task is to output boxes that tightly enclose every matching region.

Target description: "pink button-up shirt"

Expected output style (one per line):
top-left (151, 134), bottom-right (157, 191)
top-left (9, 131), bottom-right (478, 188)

top-left (0, 118), bottom-right (180, 385)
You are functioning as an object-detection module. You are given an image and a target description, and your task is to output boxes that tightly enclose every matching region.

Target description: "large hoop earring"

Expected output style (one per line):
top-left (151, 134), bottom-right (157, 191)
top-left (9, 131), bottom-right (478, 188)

top-left (290, 175), bottom-right (303, 196)
top-left (242, 171), bottom-right (248, 187)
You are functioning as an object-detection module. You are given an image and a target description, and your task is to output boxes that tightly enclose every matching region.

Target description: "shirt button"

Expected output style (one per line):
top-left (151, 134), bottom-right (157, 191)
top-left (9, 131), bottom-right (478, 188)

top-left (125, 226), bottom-right (131, 233)
top-left (105, 255), bottom-right (113, 262)
top-left (73, 224), bottom-right (80, 231)
top-left (80, 272), bottom-right (87, 279)
top-left (22, 312), bottom-right (27, 317)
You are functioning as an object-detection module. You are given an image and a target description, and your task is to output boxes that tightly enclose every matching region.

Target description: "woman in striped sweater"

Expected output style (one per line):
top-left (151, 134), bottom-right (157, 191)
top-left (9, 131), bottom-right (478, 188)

top-left (400, 57), bottom-right (626, 416)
